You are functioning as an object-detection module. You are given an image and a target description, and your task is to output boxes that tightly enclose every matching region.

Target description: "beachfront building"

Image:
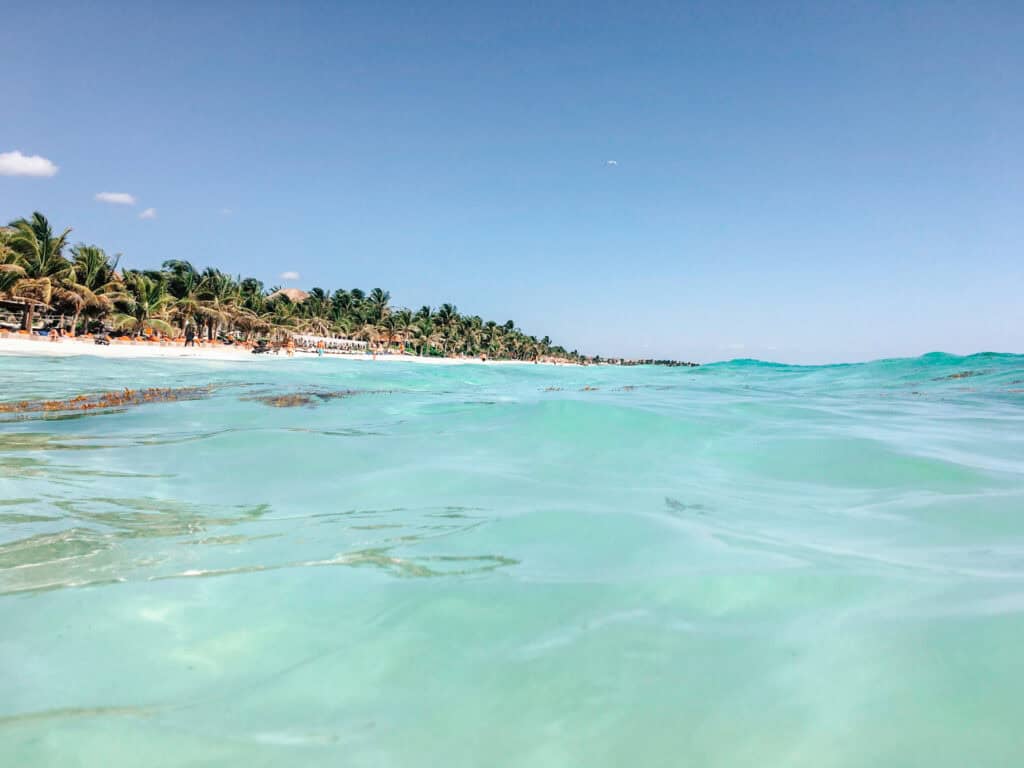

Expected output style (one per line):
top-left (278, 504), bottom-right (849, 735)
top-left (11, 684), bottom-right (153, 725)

top-left (293, 333), bottom-right (368, 353)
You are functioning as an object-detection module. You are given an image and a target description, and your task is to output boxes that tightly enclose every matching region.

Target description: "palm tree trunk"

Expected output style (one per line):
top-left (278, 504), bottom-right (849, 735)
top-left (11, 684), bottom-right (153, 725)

top-left (71, 310), bottom-right (81, 336)
top-left (23, 304), bottom-right (34, 332)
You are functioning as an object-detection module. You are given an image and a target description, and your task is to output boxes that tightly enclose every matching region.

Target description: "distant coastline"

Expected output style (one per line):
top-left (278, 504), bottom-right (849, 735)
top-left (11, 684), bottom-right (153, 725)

top-left (2, 211), bottom-right (704, 368)
top-left (0, 334), bottom-right (573, 365)
top-left (2, 211), bottom-right (600, 365)
top-left (617, 358), bottom-right (700, 367)
top-left (0, 334), bottom-right (704, 367)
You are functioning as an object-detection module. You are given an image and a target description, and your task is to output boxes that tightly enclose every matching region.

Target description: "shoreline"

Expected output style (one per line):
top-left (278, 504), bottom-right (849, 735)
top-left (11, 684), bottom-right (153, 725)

top-left (0, 335), bottom-right (578, 366)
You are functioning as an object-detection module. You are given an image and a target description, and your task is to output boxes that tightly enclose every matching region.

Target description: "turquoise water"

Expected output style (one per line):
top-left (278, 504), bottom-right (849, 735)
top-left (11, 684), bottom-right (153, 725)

top-left (2, 351), bottom-right (1023, 766)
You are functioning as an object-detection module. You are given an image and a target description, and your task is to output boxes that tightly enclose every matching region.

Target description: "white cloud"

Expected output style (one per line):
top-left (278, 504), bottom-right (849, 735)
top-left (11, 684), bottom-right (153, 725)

top-left (0, 150), bottom-right (59, 177)
top-left (139, 207), bottom-right (157, 219)
top-left (279, 271), bottom-right (300, 281)
top-left (220, 207), bottom-right (233, 215)
top-left (605, 160), bottom-right (618, 166)
top-left (95, 192), bottom-right (136, 205)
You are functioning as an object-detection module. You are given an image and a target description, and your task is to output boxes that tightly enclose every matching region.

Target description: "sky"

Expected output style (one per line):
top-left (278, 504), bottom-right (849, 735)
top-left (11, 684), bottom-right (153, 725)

top-left (2, 1), bottom-right (1021, 363)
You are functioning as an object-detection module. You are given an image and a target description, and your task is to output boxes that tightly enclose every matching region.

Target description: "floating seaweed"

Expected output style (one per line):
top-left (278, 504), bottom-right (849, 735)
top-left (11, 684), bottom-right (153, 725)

top-left (665, 497), bottom-right (708, 515)
top-left (313, 389), bottom-right (393, 402)
top-left (246, 393), bottom-right (316, 408)
top-left (934, 370), bottom-right (986, 381)
top-left (241, 389), bottom-right (394, 408)
top-left (0, 387), bottom-right (213, 416)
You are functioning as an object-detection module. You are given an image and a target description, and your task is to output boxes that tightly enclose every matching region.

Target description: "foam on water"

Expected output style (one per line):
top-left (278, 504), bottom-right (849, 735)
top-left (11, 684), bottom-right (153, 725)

top-left (2, 352), bottom-right (1023, 766)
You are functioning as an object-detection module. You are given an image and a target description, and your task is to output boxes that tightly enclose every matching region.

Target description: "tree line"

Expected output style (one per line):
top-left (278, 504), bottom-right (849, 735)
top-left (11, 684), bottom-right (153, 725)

top-left (1, 212), bottom-right (588, 361)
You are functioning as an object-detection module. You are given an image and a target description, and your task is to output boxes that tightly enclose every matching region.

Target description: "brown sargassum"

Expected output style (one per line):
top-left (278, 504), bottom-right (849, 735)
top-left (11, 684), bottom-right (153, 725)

top-left (0, 387), bottom-right (213, 416)
top-left (241, 389), bottom-right (394, 408)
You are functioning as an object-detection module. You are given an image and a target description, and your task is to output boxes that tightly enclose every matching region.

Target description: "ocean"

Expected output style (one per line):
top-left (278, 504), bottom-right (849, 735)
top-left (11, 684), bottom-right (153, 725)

top-left (2, 351), bottom-right (1023, 766)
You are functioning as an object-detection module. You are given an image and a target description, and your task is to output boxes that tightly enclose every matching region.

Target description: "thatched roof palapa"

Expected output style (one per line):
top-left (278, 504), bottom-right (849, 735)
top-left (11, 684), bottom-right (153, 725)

top-left (267, 287), bottom-right (310, 303)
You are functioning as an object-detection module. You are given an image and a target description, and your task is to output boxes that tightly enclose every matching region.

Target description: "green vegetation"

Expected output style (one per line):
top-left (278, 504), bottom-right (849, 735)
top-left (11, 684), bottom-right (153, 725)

top-left (1, 212), bottom-right (588, 362)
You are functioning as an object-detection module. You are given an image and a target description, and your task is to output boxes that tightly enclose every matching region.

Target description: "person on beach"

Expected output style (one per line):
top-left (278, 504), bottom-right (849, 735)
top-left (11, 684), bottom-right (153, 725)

top-left (287, 338), bottom-right (295, 357)
top-left (184, 325), bottom-right (195, 347)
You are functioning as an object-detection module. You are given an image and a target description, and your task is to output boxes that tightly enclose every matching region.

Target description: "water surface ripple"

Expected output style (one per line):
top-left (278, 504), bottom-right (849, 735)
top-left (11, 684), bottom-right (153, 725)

top-left (2, 352), bottom-right (1023, 766)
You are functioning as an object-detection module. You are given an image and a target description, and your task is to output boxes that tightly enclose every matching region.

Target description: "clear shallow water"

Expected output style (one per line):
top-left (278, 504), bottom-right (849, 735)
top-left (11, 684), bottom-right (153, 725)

top-left (2, 351), bottom-right (1023, 767)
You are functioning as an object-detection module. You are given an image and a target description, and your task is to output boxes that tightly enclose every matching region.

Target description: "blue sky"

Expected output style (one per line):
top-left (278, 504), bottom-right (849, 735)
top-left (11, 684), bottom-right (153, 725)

top-left (2, 1), bottom-right (1021, 363)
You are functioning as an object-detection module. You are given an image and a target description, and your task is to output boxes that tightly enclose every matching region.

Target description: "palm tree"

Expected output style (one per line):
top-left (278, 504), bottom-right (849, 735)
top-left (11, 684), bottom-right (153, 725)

top-left (6, 212), bottom-right (72, 330)
top-left (376, 313), bottom-right (397, 350)
top-left (232, 306), bottom-right (270, 340)
top-left (378, 309), bottom-right (414, 351)
top-left (113, 272), bottom-right (174, 337)
top-left (173, 280), bottom-right (204, 335)
top-left (65, 245), bottom-right (124, 335)
top-left (238, 277), bottom-right (267, 327)
top-left (162, 260), bottom-right (197, 292)
top-left (460, 315), bottom-right (483, 356)
top-left (300, 304), bottom-right (334, 336)
top-left (198, 268), bottom-right (239, 340)
top-left (368, 288), bottom-right (390, 323)
top-left (0, 231), bottom-right (26, 304)
top-left (410, 317), bottom-right (443, 356)
top-left (267, 295), bottom-right (300, 340)
top-left (391, 309), bottom-right (414, 352)
top-left (160, 260), bottom-right (197, 335)
top-left (355, 321), bottom-right (381, 348)
top-left (435, 303), bottom-right (458, 355)
top-left (299, 287), bottom-right (335, 336)
top-left (331, 289), bottom-right (353, 321)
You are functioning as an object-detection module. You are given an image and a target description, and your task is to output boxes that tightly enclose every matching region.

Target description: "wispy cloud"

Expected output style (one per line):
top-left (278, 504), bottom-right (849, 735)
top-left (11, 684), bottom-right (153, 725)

top-left (139, 207), bottom-right (157, 220)
top-left (0, 150), bottom-right (59, 177)
top-left (280, 271), bottom-right (300, 281)
top-left (220, 207), bottom-right (233, 216)
top-left (605, 160), bottom-right (618, 166)
top-left (95, 192), bottom-right (136, 205)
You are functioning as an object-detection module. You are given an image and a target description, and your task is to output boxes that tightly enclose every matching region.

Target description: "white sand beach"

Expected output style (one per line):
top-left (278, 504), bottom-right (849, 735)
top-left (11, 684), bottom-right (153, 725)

top-left (0, 335), bottom-right (573, 365)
